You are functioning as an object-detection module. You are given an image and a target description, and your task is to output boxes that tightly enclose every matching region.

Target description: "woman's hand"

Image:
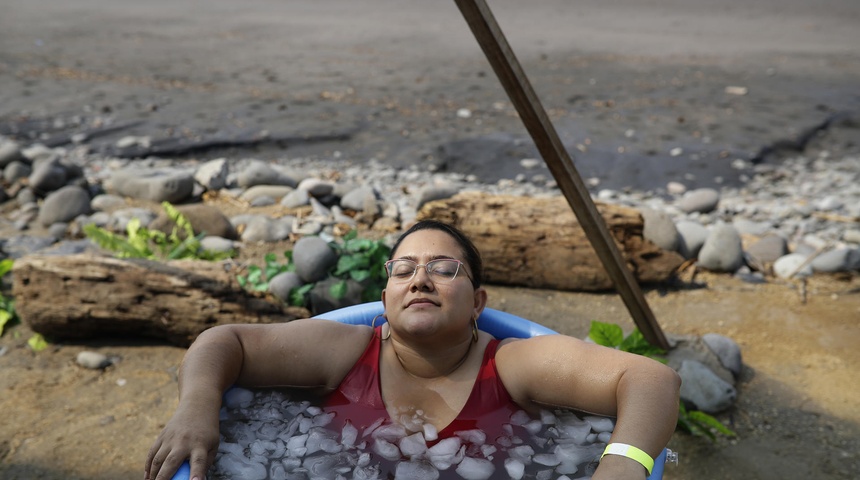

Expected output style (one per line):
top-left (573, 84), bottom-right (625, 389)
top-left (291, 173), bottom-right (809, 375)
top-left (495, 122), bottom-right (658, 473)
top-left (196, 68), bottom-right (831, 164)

top-left (144, 400), bottom-right (220, 480)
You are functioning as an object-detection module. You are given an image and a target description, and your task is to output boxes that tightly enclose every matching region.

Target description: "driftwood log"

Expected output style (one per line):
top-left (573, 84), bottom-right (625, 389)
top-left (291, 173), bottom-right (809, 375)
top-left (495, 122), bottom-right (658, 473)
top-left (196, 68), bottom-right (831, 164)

top-left (417, 191), bottom-right (684, 291)
top-left (12, 254), bottom-right (310, 347)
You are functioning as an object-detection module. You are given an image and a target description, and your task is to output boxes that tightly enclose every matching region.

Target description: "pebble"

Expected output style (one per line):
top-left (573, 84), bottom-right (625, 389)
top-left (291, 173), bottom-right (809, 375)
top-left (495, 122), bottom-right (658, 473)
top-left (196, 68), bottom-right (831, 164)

top-left (697, 224), bottom-right (744, 272)
top-left (677, 360), bottom-right (737, 413)
top-left (76, 351), bottom-right (111, 369)
top-left (676, 188), bottom-right (720, 214)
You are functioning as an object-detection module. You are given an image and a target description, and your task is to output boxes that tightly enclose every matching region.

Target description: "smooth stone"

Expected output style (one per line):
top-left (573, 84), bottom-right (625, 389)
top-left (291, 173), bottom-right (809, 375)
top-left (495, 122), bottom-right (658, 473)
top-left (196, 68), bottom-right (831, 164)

top-left (340, 186), bottom-right (379, 212)
top-left (811, 248), bottom-right (860, 272)
top-left (697, 224), bottom-right (744, 272)
top-left (193, 158), bottom-right (229, 191)
top-left (37, 185), bottom-right (92, 227)
top-left (0, 140), bottom-right (23, 168)
top-left (292, 236), bottom-right (338, 283)
top-left (240, 216), bottom-right (278, 243)
top-left (416, 186), bottom-right (459, 211)
top-left (16, 188), bottom-right (37, 206)
top-left (239, 185), bottom-right (293, 202)
top-left (676, 188), bottom-right (720, 214)
top-left (108, 169), bottom-right (194, 203)
top-left (773, 253), bottom-right (813, 278)
top-left (843, 229), bottom-right (860, 244)
top-left (675, 220), bottom-right (709, 260)
top-left (732, 218), bottom-right (772, 236)
top-left (150, 204), bottom-right (239, 240)
top-left (640, 207), bottom-right (680, 252)
top-left (76, 351), bottom-right (111, 369)
top-left (199, 236), bottom-right (239, 254)
top-left (280, 189), bottom-right (310, 209)
top-left (702, 333), bottom-right (743, 379)
top-left (28, 158), bottom-right (68, 193)
top-left (3, 161), bottom-right (31, 183)
top-left (745, 234), bottom-right (788, 265)
top-left (90, 194), bottom-right (127, 212)
top-left (108, 208), bottom-right (158, 232)
top-left (235, 160), bottom-right (298, 188)
top-left (678, 360), bottom-right (737, 413)
top-left (249, 195), bottom-right (275, 207)
top-left (0, 235), bottom-right (56, 258)
top-left (268, 271), bottom-right (304, 303)
top-left (297, 178), bottom-right (335, 198)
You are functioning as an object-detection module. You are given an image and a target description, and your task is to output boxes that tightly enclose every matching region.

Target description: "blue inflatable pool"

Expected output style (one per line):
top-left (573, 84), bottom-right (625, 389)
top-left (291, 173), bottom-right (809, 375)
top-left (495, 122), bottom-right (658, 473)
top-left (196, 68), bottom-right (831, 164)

top-left (171, 302), bottom-right (667, 480)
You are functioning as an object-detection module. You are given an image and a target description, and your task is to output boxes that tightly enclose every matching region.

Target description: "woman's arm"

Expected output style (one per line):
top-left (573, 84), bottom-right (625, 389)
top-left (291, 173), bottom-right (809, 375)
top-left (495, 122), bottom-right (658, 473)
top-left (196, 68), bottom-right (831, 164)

top-left (144, 320), bottom-right (372, 480)
top-left (496, 334), bottom-right (681, 479)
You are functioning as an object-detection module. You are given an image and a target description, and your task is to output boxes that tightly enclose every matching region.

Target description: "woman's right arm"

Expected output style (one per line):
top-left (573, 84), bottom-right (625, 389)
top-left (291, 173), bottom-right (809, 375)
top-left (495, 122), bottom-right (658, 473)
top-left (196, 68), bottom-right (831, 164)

top-left (144, 320), bottom-right (373, 480)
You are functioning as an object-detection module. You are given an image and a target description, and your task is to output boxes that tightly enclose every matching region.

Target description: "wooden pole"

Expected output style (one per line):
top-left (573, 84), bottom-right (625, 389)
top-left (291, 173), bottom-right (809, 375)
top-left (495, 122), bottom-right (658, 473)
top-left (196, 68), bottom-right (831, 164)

top-left (453, 0), bottom-right (670, 349)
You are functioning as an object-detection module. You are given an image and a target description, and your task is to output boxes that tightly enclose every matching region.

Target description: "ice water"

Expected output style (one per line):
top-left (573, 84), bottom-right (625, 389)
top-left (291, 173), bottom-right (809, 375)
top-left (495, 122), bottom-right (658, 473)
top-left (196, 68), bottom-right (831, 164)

top-left (210, 387), bottom-right (614, 479)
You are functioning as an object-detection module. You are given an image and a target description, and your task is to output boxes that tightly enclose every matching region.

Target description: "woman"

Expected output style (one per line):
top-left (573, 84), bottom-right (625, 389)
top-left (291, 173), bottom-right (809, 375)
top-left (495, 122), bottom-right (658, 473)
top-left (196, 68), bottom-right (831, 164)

top-left (145, 220), bottom-right (680, 480)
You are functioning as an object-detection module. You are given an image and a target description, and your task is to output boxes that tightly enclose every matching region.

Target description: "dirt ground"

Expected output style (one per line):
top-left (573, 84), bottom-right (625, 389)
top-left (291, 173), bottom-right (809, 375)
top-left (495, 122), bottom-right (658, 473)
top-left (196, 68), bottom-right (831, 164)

top-left (2, 1), bottom-right (860, 479)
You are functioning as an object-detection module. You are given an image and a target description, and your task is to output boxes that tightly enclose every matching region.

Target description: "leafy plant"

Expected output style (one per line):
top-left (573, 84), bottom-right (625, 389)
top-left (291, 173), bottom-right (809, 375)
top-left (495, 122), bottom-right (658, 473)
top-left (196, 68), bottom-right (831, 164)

top-left (84, 202), bottom-right (233, 261)
top-left (0, 258), bottom-right (17, 337)
top-left (589, 320), bottom-right (737, 440)
top-left (237, 252), bottom-right (292, 292)
top-left (329, 230), bottom-right (390, 303)
top-left (238, 230), bottom-right (391, 309)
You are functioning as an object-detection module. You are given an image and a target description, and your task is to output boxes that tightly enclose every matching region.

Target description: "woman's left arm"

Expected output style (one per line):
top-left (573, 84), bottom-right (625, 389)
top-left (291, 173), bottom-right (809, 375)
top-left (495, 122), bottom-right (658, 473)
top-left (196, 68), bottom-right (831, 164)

top-left (496, 334), bottom-right (681, 479)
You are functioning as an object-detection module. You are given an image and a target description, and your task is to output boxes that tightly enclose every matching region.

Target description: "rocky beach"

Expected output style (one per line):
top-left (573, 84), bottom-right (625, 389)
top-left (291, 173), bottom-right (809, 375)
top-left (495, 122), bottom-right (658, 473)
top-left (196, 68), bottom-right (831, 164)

top-left (1, 0), bottom-right (859, 479)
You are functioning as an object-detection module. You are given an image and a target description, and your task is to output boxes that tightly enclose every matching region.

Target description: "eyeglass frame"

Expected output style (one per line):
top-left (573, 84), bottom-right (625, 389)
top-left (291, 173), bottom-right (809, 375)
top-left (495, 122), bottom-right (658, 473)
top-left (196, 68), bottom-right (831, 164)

top-left (384, 258), bottom-right (474, 284)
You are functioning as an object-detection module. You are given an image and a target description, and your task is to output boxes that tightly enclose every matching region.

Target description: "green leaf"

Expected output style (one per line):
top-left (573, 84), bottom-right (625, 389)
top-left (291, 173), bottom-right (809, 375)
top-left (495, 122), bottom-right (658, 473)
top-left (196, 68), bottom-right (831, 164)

top-left (588, 321), bottom-right (624, 348)
top-left (289, 284), bottom-right (314, 307)
top-left (329, 280), bottom-right (348, 299)
top-left (28, 333), bottom-right (48, 352)
top-left (349, 269), bottom-right (371, 282)
top-left (0, 258), bottom-right (13, 277)
top-left (687, 410), bottom-right (737, 437)
top-left (0, 310), bottom-right (12, 337)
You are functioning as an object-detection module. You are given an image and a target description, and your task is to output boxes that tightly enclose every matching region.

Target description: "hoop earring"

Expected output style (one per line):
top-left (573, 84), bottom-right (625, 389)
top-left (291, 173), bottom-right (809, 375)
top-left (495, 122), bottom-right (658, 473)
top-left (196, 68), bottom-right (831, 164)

top-left (372, 314), bottom-right (391, 341)
top-left (472, 317), bottom-right (479, 343)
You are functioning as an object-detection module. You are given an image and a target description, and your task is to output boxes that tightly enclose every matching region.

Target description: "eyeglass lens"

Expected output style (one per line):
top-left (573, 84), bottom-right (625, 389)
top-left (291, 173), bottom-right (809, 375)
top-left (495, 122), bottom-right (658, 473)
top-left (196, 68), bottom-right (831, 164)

top-left (386, 259), bottom-right (461, 281)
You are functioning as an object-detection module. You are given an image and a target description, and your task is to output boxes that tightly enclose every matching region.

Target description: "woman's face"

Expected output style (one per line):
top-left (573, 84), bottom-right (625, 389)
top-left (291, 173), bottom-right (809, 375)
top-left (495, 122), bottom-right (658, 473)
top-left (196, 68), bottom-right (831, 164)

top-left (382, 229), bottom-right (486, 343)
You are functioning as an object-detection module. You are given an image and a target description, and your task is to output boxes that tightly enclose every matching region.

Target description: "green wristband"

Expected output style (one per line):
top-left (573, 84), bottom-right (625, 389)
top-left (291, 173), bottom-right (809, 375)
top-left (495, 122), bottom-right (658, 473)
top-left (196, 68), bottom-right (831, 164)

top-left (601, 443), bottom-right (655, 475)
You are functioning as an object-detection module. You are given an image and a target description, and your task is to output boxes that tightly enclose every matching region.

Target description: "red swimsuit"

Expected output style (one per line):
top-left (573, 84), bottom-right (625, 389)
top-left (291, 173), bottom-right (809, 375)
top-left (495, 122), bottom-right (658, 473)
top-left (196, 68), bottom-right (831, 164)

top-left (324, 327), bottom-right (521, 441)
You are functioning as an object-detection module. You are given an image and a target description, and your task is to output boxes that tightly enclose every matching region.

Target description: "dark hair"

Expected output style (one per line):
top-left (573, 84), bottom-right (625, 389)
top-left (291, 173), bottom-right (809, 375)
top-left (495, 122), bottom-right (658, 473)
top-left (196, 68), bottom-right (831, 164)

top-left (389, 220), bottom-right (483, 288)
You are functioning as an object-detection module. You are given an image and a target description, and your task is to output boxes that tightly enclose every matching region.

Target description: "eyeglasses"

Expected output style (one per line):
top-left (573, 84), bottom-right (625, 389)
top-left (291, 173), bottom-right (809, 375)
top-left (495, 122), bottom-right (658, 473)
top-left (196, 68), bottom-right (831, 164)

top-left (384, 258), bottom-right (473, 283)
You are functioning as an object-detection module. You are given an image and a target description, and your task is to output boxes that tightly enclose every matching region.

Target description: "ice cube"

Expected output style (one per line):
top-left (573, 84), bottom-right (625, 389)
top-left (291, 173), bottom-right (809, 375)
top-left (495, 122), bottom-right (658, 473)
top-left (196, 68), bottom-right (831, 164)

top-left (533, 453), bottom-right (561, 467)
top-left (395, 460), bottom-right (440, 480)
top-left (524, 419), bottom-right (544, 435)
top-left (507, 445), bottom-right (534, 464)
top-left (423, 423), bottom-right (438, 442)
top-left (539, 410), bottom-right (557, 425)
top-left (597, 431), bottom-right (612, 443)
top-left (223, 387), bottom-right (255, 409)
top-left (399, 432), bottom-right (428, 457)
top-left (214, 452), bottom-right (267, 480)
top-left (427, 437), bottom-right (462, 470)
top-left (341, 421), bottom-right (359, 447)
top-left (313, 411), bottom-right (336, 427)
top-left (454, 429), bottom-right (486, 445)
top-left (583, 415), bottom-right (615, 433)
top-left (371, 422), bottom-right (407, 442)
top-left (535, 468), bottom-right (553, 480)
top-left (353, 464), bottom-right (381, 480)
top-left (362, 417), bottom-right (386, 438)
top-left (504, 458), bottom-right (525, 480)
top-left (510, 410), bottom-right (532, 426)
top-left (455, 456), bottom-right (495, 480)
top-left (480, 444), bottom-right (496, 458)
top-left (372, 438), bottom-right (402, 461)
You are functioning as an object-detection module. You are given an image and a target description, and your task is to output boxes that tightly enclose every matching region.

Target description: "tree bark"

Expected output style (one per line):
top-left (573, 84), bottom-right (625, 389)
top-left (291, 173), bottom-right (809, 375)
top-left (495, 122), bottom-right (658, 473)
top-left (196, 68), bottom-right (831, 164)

top-left (416, 192), bottom-right (684, 291)
top-left (12, 254), bottom-right (310, 347)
